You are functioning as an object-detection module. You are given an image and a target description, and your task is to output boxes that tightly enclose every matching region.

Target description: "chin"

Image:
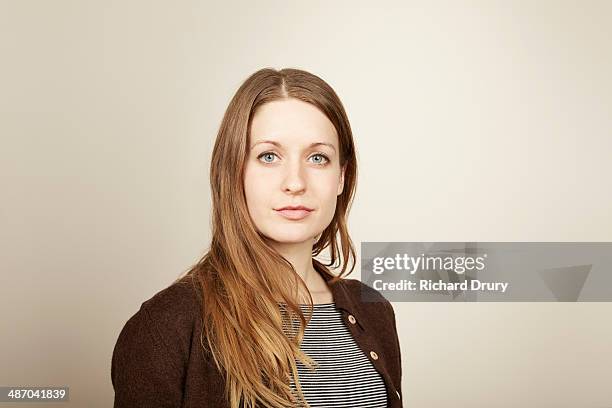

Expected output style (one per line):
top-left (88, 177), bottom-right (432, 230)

top-left (270, 236), bottom-right (312, 245)
top-left (264, 230), bottom-right (316, 245)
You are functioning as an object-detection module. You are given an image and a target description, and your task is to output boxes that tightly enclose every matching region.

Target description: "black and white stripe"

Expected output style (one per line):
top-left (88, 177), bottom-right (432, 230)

top-left (280, 302), bottom-right (387, 407)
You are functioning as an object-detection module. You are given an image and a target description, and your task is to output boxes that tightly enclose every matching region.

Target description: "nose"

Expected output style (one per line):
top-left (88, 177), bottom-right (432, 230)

top-left (281, 160), bottom-right (306, 194)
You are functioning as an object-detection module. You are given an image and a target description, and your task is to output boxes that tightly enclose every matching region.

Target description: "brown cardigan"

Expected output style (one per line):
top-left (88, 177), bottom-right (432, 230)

top-left (111, 268), bottom-right (403, 407)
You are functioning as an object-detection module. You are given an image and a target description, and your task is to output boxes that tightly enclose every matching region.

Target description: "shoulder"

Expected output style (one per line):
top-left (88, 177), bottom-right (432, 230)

top-left (111, 276), bottom-right (201, 404)
top-left (139, 274), bottom-right (202, 327)
top-left (112, 275), bottom-right (202, 376)
top-left (124, 275), bottom-right (202, 353)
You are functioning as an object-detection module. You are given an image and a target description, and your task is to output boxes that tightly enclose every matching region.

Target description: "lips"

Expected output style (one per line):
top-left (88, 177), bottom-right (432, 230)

top-left (275, 205), bottom-right (313, 211)
top-left (274, 205), bottom-right (314, 221)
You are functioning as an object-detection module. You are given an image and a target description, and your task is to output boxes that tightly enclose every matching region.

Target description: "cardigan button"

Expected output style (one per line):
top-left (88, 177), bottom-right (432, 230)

top-left (348, 314), bottom-right (356, 324)
top-left (369, 350), bottom-right (378, 360)
top-left (396, 389), bottom-right (401, 399)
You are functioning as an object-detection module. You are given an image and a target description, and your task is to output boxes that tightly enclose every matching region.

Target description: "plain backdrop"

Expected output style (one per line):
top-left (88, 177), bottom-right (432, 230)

top-left (1, 1), bottom-right (611, 407)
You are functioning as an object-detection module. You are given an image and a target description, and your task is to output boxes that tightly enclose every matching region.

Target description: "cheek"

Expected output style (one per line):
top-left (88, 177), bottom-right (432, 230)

top-left (313, 175), bottom-right (341, 217)
top-left (243, 167), bottom-right (261, 207)
top-left (318, 172), bottom-right (342, 198)
top-left (243, 164), bottom-right (274, 212)
top-left (244, 184), bottom-right (261, 207)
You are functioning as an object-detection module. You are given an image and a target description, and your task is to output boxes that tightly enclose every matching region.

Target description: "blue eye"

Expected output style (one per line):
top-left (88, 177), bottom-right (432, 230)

top-left (256, 152), bottom-right (330, 166)
top-left (310, 153), bottom-right (330, 165)
top-left (258, 152), bottom-right (277, 163)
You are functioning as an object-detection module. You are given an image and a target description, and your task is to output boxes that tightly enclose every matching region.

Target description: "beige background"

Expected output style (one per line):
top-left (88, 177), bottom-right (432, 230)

top-left (1, 1), bottom-right (611, 407)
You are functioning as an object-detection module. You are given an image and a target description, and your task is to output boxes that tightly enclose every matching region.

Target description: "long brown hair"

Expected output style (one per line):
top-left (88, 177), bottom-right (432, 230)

top-left (178, 68), bottom-right (358, 407)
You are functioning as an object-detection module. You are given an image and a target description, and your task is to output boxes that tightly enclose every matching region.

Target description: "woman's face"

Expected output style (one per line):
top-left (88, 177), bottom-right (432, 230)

top-left (244, 98), bottom-right (345, 245)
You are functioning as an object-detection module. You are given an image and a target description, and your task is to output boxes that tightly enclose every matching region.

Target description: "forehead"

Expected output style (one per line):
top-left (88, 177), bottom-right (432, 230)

top-left (249, 98), bottom-right (338, 145)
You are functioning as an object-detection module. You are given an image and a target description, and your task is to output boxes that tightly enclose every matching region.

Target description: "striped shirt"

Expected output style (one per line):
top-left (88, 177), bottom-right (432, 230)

top-left (280, 302), bottom-right (388, 407)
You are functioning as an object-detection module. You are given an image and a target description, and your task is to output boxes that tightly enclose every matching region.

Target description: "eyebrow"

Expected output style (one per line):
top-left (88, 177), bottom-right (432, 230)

top-left (250, 140), bottom-right (336, 152)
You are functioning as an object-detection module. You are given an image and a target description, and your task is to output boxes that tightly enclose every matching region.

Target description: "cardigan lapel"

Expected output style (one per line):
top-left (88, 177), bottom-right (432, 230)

top-left (315, 264), bottom-right (368, 332)
top-left (314, 263), bottom-right (403, 407)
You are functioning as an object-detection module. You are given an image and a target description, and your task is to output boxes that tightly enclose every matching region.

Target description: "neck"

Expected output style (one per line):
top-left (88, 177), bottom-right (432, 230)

top-left (267, 239), bottom-right (316, 285)
top-left (264, 237), bottom-right (333, 304)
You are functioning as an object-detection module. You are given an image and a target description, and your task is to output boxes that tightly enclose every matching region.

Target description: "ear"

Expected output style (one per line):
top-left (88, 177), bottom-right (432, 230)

top-left (337, 164), bottom-right (346, 196)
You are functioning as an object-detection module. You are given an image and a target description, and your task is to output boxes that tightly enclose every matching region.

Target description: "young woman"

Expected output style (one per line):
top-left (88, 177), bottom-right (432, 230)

top-left (111, 68), bottom-right (403, 408)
